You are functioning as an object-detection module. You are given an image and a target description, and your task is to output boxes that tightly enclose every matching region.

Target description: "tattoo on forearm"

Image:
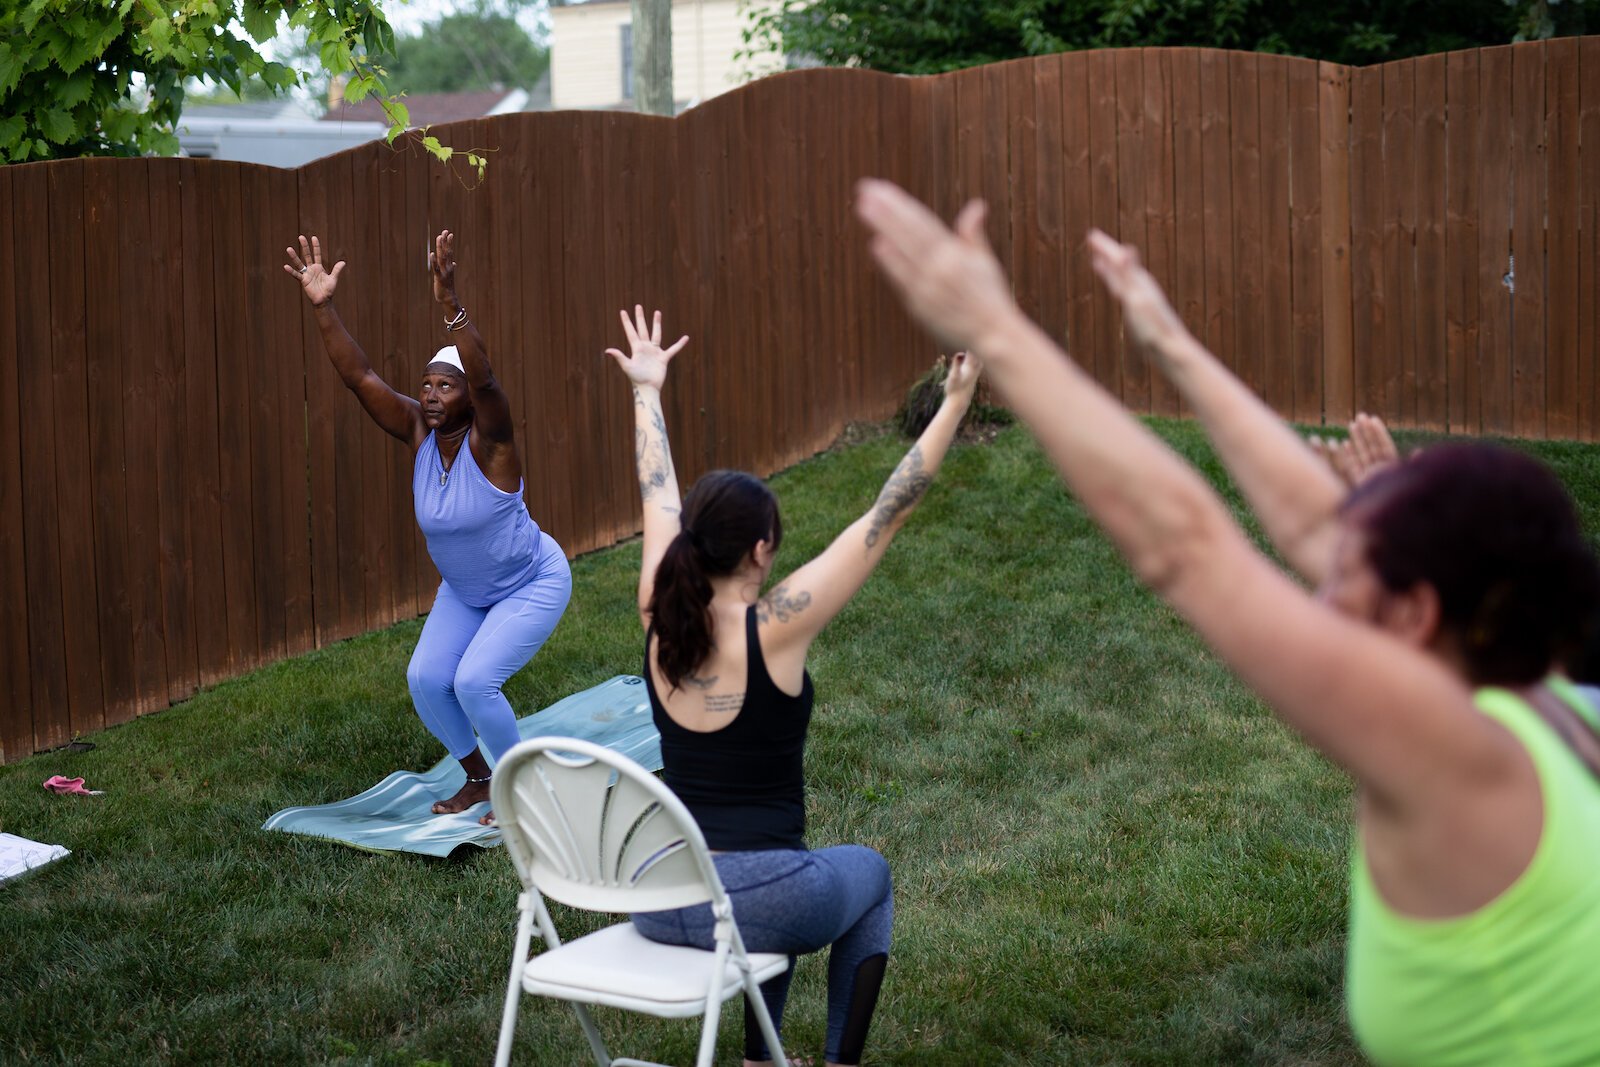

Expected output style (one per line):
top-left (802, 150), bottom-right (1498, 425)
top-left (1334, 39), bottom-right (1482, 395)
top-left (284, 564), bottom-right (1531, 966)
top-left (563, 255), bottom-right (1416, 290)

top-left (865, 444), bottom-right (932, 549)
top-left (703, 692), bottom-right (745, 714)
top-left (684, 673), bottom-right (717, 691)
top-left (757, 583), bottom-right (812, 624)
top-left (632, 388), bottom-right (676, 501)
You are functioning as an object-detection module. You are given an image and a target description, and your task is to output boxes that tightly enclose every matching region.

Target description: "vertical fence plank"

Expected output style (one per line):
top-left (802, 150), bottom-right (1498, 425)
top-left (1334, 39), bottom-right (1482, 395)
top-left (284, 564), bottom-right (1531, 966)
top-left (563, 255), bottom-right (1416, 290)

top-left (1445, 50), bottom-right (1483, 435)
top-left (1581, 39), bottom-right (1600, 441)
top-left (1087, 48), bottom-right (1123, 395)
top-left (1032, 55), bottom-right (1068, 352)
top-left (1350, 64), bottom-right (1385, 420)
top-left (1010, 56), bottom-right (1043, 374)
top-left (46, 160), bottom-right (104, 743)
top-left (82, 159), bottom-right (135, 726)
top-left (179, 161), bottom-right (230, 684)
top-left (1199, 49), bottom-right (1236, 383)
top-left (116, 159), bottom-right (170, 715)
top-left (1114, 48), bottom-right (1150, 410)
top-left (262, 167), bottom-right (308, 655)
top-left (1170, 48), bottom-right (1206, 410)
top-left (1060, 51), bottom-right (1097, 367)
top-left (13, 165), bottom-right (69, 754)
top-left (1511, 42), bottom-right (1548, 438)
top-left (212, 165), bottom-right (263, 671)
top-left (1229, 51), bottom-right (1267, 400)
top-left (148, 160), bottom-right (199, 700)
top-left (1415, 54), bottom-right (1448, 431)
top-left (1544, 39), bottom-right (1580, 440)
top-left (1288, 57), bottom-right (1325, 424)
top-left (1478, 46), bottom-right (1516, 436)
top-left (1143, 49), bottom-right (1181, 418)
top-left (264, 166), bottom-right (312, 654)
top-left (295, 156), bottom-right (342, 646)
top-left (0, 166), bottom-right (33, 761)
top-left (327, 154), bottom-right (370, 638)
top-left (1381, 58), bottom-right (1418, 425)
top-left (352, 149), bottom-right (394, 631)
top-left (1319, 62), bottom-right (1355, 426)
top-left (1259, 54), bottom-right (1295, 419)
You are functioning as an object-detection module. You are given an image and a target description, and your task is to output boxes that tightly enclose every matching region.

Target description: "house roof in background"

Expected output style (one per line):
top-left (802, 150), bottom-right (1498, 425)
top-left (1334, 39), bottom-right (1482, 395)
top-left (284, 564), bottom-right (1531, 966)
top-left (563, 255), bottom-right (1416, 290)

top-left (321, 89), bottom-right (525, 125)
top-left (182, 99), bottom-right (317, 122)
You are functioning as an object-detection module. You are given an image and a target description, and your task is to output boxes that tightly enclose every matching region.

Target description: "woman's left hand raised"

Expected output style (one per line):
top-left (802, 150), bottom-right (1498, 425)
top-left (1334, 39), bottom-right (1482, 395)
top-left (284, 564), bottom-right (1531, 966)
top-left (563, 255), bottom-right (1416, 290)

top-left (943, 350), bottom-right (982, 402)
top-left (605, 305), bottom-right (688, 391)
top-left (429, 229), bottom-right (458, 306)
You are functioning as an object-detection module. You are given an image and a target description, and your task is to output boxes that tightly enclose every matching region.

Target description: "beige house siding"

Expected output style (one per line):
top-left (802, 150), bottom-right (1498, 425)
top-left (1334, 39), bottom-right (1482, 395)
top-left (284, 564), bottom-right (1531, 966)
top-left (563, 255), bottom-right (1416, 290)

top-left (550, 0), bottom-right (780, 111)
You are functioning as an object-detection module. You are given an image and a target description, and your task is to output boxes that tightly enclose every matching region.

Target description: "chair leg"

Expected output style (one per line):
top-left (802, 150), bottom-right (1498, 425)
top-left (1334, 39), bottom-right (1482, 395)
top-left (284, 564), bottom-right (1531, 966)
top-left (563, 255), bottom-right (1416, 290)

top-left (743, 972), bottom-right (787, 1067)
top-left (570, 1003), bottom-right (613, 1066)
top-left (495, 909), bottom-right (535, 1067)
top-left (694, 941), bottom-right (733, 1067)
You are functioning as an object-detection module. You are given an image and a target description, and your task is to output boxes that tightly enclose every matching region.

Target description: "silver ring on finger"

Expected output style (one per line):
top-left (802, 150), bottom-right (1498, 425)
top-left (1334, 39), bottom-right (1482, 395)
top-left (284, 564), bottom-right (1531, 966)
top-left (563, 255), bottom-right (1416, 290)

top-left (299, 267), bottom-right (307, 274)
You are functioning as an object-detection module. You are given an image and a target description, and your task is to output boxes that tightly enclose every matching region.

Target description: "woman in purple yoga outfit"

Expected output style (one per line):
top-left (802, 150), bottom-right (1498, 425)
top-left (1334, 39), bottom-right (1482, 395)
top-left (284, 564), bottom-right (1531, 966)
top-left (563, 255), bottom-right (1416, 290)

top-left (284, 230), bottom-right (570, 824)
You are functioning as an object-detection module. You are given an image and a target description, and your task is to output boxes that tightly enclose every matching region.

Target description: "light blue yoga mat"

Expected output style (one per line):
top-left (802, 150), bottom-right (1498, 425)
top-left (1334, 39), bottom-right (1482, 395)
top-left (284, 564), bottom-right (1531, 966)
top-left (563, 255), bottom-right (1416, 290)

top-left (262, 675), bottom-right (659, 857)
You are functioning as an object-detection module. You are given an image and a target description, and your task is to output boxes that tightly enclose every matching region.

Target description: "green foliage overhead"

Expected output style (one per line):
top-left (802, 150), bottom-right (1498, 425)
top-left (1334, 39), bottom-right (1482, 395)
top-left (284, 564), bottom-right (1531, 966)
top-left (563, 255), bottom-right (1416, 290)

top-left (0, 1), bottom-right (479, 169)
top-left (383, 11), bottom-right (549, 95)
top-left (743, 0), bottom-right (1591, 76)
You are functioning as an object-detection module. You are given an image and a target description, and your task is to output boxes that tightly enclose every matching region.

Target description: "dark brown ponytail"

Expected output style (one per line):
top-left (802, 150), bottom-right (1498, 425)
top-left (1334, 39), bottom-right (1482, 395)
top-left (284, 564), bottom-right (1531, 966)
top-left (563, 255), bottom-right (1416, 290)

top-left (649, 470), bottom-right (782, 690)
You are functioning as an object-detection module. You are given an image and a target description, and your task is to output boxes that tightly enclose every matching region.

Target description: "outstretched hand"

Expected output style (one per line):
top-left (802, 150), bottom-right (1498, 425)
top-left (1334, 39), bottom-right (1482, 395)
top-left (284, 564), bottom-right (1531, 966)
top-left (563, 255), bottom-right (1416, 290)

top-left (1309, 413), bottom-right (1401, 490)
top-left (855, 179), bottom-right (1019, 351)
top-left (943, 350), bottom-right (982, 401)
top-left (605, 305), bottom-right (688, 391)
top-left (428, 229), bottom-right (458, 306)
top-left (1086, 229), bottom-right (1192, 357)
top-left (283, 235), bottom-right (344, 306)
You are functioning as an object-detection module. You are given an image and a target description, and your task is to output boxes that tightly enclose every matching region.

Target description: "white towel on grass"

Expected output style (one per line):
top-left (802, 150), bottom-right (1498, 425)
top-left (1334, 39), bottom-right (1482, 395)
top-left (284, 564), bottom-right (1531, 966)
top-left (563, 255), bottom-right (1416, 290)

top-left (0, 832), bottom-right (70, 884)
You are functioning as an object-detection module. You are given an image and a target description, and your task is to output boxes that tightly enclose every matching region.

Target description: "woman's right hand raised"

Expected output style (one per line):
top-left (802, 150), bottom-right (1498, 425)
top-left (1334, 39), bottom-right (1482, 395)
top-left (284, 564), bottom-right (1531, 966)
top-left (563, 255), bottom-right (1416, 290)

top-left (283, 234), bottom-right (344, 306)
top-left (605, 305), bottom-right (688, 391)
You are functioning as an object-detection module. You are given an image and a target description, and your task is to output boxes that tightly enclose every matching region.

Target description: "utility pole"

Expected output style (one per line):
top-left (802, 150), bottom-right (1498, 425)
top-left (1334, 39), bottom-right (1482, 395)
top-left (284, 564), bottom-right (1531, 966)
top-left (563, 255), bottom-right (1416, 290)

top-left (631, 0), bottom-right (674, 116)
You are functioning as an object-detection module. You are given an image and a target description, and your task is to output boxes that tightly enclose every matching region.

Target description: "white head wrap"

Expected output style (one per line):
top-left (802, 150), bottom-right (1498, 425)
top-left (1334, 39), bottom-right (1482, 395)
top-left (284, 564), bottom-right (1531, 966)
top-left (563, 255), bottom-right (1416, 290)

top-left (427, 345), bottom-right (465, 376)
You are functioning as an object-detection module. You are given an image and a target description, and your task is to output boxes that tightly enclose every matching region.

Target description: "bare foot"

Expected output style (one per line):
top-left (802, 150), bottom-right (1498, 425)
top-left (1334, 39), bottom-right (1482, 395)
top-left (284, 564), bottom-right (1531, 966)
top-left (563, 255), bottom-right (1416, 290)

top-left (431, 777), bottom-right (490, 815)
top-left (478, 809), bottom-right (495, 827)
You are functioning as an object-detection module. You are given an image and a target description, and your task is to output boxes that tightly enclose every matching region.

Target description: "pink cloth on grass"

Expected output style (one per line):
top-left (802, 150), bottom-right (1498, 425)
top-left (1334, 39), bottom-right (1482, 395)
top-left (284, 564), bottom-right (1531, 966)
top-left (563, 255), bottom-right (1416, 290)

top-left (42, 775), bottom-right (102, 796)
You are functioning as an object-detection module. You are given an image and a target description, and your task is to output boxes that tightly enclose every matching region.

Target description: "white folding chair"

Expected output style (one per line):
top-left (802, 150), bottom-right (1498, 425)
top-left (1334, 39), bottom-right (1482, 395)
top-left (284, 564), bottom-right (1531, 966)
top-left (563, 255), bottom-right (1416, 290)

top-left (491, 736), bottom-right (790, 1067)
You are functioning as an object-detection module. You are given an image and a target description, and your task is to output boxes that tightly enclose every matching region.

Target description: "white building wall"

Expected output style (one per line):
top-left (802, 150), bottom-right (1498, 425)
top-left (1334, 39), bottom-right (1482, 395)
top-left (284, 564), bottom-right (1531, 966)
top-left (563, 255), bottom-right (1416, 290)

top-left (551, 0), bottom-right (781, 111)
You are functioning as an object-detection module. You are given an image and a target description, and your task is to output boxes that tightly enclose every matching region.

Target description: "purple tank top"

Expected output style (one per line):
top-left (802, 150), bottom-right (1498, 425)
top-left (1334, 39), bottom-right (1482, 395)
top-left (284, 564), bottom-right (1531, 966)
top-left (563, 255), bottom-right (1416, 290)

top-left (413, 431), bottom-right (542, 608)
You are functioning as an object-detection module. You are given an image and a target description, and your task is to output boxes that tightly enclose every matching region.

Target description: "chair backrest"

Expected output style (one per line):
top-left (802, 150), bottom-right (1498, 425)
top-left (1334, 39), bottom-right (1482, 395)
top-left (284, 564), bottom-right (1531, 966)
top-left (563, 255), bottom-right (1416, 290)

top-left (492, 737), bottom-right (724, 915)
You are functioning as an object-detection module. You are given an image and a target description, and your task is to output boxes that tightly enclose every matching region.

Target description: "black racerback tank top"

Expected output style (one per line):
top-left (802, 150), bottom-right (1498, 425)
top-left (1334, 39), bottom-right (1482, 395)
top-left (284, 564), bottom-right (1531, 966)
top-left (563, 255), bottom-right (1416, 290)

top-left (645, 605), bottom-right (814, 850)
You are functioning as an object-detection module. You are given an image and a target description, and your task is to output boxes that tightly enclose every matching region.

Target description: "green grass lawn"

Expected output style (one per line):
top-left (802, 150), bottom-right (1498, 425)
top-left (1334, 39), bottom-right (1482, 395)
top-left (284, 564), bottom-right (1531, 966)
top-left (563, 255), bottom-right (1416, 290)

top-left (3, 418), bottom-right (1598, 1066)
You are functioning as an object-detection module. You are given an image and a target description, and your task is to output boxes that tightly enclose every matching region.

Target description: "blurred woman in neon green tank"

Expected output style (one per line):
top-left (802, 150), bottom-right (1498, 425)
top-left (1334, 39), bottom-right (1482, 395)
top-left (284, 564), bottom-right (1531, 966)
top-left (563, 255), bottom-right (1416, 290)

top-left (851, 178), bottom-right (1600, 1066)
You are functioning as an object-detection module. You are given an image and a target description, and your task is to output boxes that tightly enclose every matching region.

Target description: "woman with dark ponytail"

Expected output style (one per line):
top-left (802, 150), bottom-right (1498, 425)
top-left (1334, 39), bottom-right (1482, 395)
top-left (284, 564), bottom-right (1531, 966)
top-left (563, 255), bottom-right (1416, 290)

top-left (605, 305), bottom-right (980, 1067)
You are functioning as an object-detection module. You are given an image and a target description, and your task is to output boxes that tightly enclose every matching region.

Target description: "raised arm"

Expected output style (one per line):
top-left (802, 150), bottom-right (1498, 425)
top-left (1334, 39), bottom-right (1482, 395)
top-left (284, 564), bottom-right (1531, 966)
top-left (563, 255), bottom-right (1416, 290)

top-left (853, 180), bottom-right (1501, 814)
top-left (757, 353), bottom-right (979, 658)
top-left (286, 235), bottom-right (423, 447)
top-left (606, 306), bottom-right (690, 627)
top-left (429, 229), bottom-right (514, 446)
top-left (1056, 233), bottom-right (1349, 583)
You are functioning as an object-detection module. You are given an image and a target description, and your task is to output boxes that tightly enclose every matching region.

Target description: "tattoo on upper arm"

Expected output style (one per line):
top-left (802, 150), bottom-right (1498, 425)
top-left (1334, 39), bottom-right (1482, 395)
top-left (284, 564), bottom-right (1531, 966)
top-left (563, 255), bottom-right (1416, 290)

top-left (704, 692), bottom-right (745, 714)
top-left (633, 388), bottom-right (676, 501)
top-left (865, 444), bottom-right (932, 549)
top-left (757, 582), bottom-right (813, 624)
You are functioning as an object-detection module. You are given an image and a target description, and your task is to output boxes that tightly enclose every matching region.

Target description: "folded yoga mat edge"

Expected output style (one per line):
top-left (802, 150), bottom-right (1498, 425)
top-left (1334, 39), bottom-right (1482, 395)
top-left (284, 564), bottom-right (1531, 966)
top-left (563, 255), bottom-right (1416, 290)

top-left (262, 675), bottom-right (661, 857)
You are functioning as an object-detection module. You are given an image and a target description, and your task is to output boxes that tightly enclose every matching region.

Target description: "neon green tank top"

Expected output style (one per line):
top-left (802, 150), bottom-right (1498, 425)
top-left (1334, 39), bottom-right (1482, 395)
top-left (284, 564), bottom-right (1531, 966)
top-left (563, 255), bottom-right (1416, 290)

top-left (1346, 679), bottom-right (1600, 1066)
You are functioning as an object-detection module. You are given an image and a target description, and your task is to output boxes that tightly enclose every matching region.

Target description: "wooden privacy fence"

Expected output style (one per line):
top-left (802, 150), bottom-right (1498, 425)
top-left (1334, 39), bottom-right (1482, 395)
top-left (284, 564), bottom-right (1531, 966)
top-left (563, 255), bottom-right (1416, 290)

top-left (4, 41), bottom-right (1600, 761)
